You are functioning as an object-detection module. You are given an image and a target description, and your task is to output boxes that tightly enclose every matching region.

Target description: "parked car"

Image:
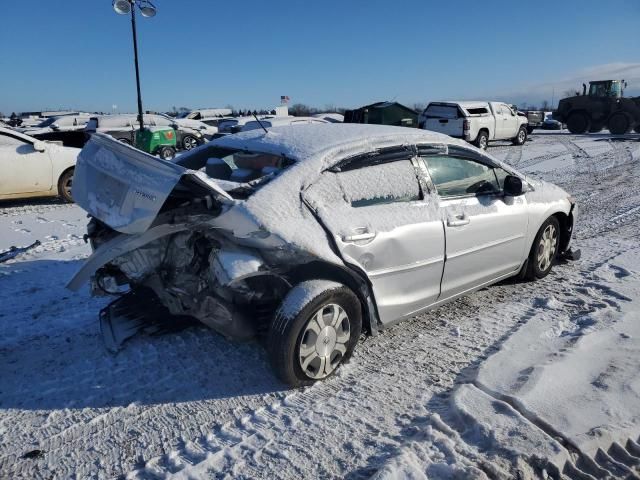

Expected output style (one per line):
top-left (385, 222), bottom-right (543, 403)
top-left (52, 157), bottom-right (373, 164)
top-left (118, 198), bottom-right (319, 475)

top-left (85, 114), bottom-right (205, 151)
top-left (217, 116), bottom-right (265, 134)
top-left (541, 116), bottom-right (563, 130)
top-left (18, 114), bottom-right (92, 135)
top-left (418, 101), bottom-right (529, 149)
top-left (522, 110), bottom-right (545, 134)
top-left (0, 127), bottom-right (78, 202)
top-left (313, 113), bottom-right (344, 123)
top-left (162, 115), bottom-right (218, 140)
top-left (178, 108), bottom-right (233, 121)
top-left (68, 124), bottom-right (578, 386)
top-left (242, 116), bottom-right (329, 131)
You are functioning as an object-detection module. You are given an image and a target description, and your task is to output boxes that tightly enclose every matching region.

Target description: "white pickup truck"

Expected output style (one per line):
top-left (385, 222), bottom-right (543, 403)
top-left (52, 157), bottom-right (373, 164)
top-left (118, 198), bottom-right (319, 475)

top-left (418, 101), bottom-right (528, 149)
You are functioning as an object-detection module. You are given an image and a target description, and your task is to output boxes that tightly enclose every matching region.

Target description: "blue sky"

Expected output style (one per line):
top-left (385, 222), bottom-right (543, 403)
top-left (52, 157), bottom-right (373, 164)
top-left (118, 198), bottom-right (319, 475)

top-left (1, 0), bottom-right (638, 114)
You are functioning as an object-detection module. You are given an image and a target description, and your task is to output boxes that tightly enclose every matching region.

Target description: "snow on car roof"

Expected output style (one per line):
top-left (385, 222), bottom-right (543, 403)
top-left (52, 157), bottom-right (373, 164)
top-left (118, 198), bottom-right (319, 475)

top-left (432, 101), bottom-right (492, 109)
top-left (210, 123), bottom-right (454, 161)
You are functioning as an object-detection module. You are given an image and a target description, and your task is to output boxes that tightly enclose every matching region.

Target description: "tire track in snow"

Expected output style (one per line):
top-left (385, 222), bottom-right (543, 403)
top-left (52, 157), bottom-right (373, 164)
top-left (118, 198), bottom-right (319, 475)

top-left (125, 257), bottom-right (620, 480)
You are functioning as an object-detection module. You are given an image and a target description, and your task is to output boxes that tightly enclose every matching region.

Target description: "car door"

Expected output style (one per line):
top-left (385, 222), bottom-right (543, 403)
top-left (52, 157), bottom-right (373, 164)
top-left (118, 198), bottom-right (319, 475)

top-left (303, 146), bottom-right (445, 325)
top-left (419, 146), bottom-right (528, 300)
top-left (0, 132), bottom-right (52, 195)
top-left (498, 104), bottom-right (518, 139)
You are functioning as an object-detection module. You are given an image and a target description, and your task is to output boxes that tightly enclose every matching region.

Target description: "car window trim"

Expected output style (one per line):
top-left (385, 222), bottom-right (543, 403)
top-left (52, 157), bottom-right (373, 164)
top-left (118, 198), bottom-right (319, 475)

top-left (0, 131), bottom-right (32, 146)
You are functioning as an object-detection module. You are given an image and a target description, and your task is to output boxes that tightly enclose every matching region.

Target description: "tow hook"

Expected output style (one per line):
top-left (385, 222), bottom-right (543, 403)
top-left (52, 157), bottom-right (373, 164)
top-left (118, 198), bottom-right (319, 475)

top-left (561, 248), bottom-right (581, 261)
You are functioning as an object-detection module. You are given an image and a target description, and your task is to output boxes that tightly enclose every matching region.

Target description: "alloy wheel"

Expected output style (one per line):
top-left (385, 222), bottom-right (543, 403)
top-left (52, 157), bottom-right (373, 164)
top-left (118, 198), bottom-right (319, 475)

top-left (537, 224), bottom-right (558, 271)
top-left (298, 303), bottom-right (350, 380)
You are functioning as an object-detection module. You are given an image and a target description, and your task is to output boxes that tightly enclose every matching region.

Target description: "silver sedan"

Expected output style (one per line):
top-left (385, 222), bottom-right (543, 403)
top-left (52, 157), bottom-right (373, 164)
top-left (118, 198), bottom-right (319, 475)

top-left (68, 124), bottom-right (579, 386)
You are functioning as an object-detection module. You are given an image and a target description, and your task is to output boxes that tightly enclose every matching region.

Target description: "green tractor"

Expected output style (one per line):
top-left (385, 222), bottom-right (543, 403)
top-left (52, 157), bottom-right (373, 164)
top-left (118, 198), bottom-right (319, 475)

top-left (554, 80), bottom-right (640, 135)
top-left (135, 127), bottom-right (177, 161)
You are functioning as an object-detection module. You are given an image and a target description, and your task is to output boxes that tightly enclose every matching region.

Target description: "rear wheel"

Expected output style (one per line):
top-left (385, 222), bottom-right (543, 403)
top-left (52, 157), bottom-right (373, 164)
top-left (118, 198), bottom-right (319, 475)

top-left (608, 113), bottom-right (631, 135)
top-left (158, 146), bottom-right (176, 160)
top-left (267, 281), bottom-right (362, 387)
top-left (58, 168), bottom-right (74, 203)
top-left (566, 112), bottom-right (590, 134)
top-left (474, 130), bottom-right (489, 150)
top-left (512, 126), bottom-right (527, 145)
top-left (523, 216), bottom-right (560, 280)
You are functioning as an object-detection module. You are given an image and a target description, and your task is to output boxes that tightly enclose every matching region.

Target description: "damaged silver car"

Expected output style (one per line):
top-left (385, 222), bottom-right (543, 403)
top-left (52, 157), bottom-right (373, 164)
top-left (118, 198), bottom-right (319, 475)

top-left (68, 124), bottom-right (579, 386)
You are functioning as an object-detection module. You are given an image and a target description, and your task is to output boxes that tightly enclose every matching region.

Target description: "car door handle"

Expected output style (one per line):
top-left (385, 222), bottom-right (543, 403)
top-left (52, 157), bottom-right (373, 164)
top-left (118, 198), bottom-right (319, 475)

top-left (342, 231), bottom-right (377, 242)
top-left (447, 215), bottom-right (470, 227)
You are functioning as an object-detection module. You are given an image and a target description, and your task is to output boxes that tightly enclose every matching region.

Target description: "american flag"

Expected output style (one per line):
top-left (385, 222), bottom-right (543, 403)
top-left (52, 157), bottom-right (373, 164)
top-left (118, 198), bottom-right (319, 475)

top-left (280, 95), bottom-right (290, 105)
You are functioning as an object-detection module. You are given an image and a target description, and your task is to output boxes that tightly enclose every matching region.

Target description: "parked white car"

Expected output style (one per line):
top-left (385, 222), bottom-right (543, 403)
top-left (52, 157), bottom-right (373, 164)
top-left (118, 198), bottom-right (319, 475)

top-left (313, 113), bottom-right (344, 123)
top-left (68, 124), bottom-right (578, 385)
top-left (419, 101), bottom-right (529, 149)
top-left (0, 127), bottom-right (79, 202)
top-left (18, 114), bottom-right (92, 135)
top-left (242, 116), bottom-right (329, 131)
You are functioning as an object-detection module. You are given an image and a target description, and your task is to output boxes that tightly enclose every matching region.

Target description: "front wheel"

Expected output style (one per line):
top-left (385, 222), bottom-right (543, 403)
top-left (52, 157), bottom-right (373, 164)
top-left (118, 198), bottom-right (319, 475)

top-left (523, 216), bottom-right (560, 280)
top-left (608, 113), bottom-right (631, 135)
top-left (512, 126), bottom-right (527, 145)
top-left (267, 281), bottom-right (362, 387)
top-left (58, 168), bottom-right (74, 203)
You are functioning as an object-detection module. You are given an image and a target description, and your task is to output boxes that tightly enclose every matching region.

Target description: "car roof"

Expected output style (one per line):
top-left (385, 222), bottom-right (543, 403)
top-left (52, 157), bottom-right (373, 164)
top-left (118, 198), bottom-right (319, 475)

top-left (429, 101), bottom-right (493, 109)
top-left (209, 123), bottom-right (456, 160)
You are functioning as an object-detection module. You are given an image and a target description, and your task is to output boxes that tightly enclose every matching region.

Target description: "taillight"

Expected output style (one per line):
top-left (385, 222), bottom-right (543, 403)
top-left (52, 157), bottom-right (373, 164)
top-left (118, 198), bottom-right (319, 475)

top-left (463, 119), bottom-right (470, 131)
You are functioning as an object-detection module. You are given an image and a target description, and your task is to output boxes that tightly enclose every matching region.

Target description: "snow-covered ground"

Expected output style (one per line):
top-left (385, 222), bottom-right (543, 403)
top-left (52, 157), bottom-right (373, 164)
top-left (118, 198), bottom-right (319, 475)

top-left (1, 132), bottom-right (639, 479)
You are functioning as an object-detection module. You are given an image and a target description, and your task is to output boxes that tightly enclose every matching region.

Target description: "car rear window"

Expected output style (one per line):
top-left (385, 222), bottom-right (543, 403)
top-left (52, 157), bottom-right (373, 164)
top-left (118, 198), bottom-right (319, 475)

top-left (466, 107), bottom-right (489, 115)
top-left (424, 104), bottom-right (459, 119)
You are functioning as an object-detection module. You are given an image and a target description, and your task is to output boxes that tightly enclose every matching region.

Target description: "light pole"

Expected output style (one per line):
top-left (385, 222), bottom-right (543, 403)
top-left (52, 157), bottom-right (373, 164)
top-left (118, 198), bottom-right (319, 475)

top-left (112, 0), bottom-right (156, 135)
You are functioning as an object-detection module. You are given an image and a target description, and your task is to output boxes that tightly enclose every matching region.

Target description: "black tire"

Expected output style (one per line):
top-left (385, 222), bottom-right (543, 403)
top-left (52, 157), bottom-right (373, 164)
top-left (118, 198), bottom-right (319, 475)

top-left (566, 112), bottom-right (590, 134)
top-left (58, 168), bottom-right (74, 203)
top-left (512, 126), bottom-right (527, 145)
top-left (267, 282), bottom-right (362, 387)
top-left (474, 130), bottom-right (489, 150)
top-left (608, 113), bottom-right (631, 135)
top-left (182, 135), bottom-right (199, 151)
top-left (523, 216), bottom-right (560, 281)
top-left (158, 146), bottom-right (176, 160)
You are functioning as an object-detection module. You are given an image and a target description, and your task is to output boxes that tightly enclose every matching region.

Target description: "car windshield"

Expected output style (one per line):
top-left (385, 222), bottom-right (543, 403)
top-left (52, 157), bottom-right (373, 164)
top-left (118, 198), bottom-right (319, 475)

top-left (36, 117), bottom-right (58, 127)
top-left (176, 146), bottom-right (294, 196)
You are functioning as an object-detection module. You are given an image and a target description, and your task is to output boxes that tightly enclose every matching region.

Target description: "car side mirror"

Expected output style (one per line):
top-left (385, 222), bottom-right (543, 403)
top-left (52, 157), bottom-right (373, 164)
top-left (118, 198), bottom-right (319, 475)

top-left (33, 141), bottom-right (47, 152)
top-left (503, 175), bottom-right (523, 196)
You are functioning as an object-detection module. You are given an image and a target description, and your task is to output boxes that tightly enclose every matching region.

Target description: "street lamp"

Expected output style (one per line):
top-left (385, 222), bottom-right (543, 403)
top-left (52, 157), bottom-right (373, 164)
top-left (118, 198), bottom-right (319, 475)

top-left (112, 0), bottom-right (157, 134)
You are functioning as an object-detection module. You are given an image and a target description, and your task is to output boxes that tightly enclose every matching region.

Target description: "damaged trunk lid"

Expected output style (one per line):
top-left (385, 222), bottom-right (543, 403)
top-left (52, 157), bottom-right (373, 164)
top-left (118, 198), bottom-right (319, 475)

top-left (72, 133), bottom-right (231, 234)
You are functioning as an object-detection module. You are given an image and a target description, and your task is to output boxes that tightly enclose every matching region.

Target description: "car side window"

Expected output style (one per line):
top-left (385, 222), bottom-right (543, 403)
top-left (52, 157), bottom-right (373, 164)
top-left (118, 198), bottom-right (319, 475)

top-left (422, 155), bottom-right (500, 197)
top-left (0, 133), bottom-right (27, 147)
top-left (336, 159), bottom-right (421, 207)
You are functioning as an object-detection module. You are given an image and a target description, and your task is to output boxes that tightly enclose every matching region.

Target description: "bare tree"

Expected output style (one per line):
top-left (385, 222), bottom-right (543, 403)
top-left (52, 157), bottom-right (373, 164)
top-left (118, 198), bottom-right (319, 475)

top-left (540, 100), bottom-right (550, 111)
top-left (289, 103), bottom-right (313, 116)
